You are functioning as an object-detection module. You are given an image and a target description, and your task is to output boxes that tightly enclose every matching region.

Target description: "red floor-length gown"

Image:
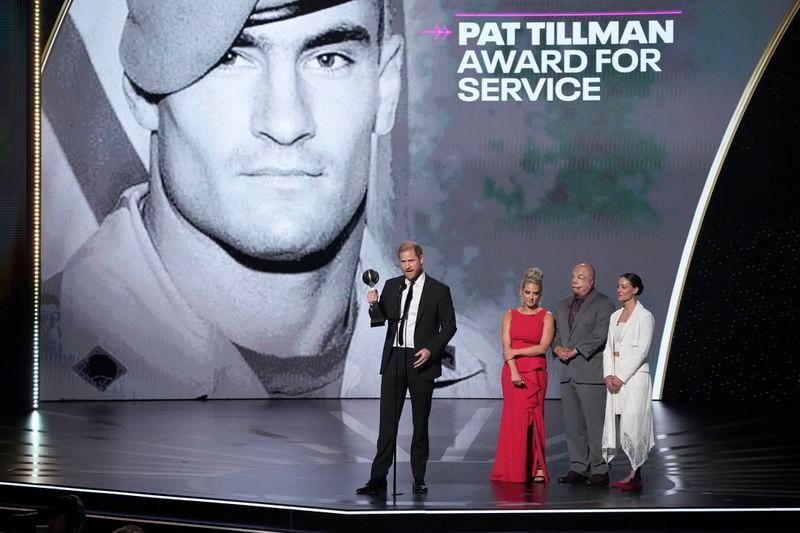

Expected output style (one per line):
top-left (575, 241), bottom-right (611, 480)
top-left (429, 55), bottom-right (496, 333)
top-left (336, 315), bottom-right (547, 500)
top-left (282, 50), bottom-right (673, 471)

top-left (490, 308), bottom-right (549, 483)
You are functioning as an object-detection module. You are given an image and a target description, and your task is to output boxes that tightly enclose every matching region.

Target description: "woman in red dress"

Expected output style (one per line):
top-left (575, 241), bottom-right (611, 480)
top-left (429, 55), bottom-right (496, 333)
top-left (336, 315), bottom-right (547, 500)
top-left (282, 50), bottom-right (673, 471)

top-left (491, 267), bottom-right (555, 483)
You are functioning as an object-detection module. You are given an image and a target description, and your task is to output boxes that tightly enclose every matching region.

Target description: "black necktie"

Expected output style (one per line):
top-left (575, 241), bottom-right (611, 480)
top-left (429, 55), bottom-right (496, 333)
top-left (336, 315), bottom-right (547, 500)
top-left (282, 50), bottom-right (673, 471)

top-left (568, 296), bottom-right (583, 330)
top-left (398, 280), bottom-right (415, 346)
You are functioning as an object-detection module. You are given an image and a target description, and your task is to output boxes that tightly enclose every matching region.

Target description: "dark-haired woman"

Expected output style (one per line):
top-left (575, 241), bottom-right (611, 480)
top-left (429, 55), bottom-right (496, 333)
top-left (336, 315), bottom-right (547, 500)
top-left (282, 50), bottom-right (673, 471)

top-left (601, 273), bottom-right (655, 491)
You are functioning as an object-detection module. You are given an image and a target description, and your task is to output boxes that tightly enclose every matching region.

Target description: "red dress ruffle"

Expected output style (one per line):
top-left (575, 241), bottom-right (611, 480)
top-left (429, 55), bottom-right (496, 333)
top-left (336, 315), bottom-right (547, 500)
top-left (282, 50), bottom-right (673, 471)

top-left (490, 309), bottom-right (549, 483)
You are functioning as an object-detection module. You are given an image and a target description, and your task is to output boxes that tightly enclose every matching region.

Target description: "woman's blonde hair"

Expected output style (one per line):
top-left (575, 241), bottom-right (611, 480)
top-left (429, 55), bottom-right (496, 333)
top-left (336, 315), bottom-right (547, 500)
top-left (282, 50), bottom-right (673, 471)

top-left (519, 268), bottom-right (543, 306)
top-left (520, 267), bottom-right (544, 291)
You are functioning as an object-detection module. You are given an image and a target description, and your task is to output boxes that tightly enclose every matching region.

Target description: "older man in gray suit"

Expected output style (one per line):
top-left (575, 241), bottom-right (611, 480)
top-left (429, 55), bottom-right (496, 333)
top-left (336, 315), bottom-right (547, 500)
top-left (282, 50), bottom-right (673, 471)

top-left (552, 263), bottom-right (615, 487)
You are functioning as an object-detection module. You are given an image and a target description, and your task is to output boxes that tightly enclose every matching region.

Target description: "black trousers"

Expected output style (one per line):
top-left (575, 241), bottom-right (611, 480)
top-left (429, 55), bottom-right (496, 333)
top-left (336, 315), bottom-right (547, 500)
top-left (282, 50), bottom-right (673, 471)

top-left (370, 347), bottom-right (435, 481)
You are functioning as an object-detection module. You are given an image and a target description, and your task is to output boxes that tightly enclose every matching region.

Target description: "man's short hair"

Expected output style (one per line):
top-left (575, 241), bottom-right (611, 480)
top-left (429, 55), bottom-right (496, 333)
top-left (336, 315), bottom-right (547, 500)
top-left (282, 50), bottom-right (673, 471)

top-left (577, 262), bottom-right (596, 281)
top-left (397, 240), bottom-right (423, 258)
top-left (113, 525), bottom-right (147, 533)
top-left (47, 494), bottom-right (85, 532)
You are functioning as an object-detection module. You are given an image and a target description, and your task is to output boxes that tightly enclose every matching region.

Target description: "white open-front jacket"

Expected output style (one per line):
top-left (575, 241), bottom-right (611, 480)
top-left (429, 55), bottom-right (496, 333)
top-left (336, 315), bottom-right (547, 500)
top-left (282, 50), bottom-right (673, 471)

top-left (601, 300), bottom-right (656, 469)
top-left (603, 301), bottom-right (654, 384)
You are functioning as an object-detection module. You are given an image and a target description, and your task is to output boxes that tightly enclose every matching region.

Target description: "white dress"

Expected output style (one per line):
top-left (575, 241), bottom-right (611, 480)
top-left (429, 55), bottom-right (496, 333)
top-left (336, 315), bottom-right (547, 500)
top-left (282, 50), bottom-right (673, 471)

top-left (601, 302), bottom-right (656, 470)
top-left (612, 322), bottom-right (625, 415)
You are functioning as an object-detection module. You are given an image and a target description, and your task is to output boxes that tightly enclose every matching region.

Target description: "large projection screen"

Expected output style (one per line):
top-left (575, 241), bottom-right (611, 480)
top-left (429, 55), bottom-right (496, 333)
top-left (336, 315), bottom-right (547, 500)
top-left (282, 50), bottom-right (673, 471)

top-left (40, 0), bottom-right (795, 400)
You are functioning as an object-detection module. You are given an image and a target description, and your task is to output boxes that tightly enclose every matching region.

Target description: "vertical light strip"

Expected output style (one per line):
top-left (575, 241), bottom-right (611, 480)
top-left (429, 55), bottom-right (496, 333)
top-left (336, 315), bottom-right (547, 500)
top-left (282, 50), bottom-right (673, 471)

top-left (653, 1), bottom-right (800, 399)
top-left (32, 0), bottom-right (41, 410)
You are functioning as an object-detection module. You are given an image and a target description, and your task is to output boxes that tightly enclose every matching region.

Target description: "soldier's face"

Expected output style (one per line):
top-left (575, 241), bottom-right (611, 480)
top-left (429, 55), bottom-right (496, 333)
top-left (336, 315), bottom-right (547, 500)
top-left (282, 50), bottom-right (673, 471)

top-left (155, 0), bottom-right (399, 261)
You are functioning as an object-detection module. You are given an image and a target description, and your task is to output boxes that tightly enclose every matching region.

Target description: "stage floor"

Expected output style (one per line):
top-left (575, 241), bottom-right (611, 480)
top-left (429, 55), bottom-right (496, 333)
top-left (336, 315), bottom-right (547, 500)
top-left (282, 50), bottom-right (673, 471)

top-left (1, 399), bottom-right (799, 530)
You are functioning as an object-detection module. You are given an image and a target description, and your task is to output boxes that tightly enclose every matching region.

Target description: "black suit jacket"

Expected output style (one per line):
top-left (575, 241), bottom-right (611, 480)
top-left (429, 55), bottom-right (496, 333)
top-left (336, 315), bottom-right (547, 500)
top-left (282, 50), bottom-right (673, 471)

top-left (368, 274), bottom-right (457, 381)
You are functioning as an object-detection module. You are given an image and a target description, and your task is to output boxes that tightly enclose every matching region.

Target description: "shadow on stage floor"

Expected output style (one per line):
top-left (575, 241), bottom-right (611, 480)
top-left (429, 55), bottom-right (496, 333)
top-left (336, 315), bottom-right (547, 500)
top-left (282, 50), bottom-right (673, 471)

top-left (0, 399), bottom-right (797, 531)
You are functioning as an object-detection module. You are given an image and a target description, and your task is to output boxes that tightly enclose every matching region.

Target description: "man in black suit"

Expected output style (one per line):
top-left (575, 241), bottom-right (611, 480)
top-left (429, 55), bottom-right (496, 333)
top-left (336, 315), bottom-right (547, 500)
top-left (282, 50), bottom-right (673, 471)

top-left (356, 241), bottom-right (457, 496)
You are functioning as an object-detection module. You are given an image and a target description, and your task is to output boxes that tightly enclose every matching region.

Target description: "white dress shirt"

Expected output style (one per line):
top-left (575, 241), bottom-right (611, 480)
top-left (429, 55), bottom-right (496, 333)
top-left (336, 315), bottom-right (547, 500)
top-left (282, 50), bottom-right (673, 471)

top-left (394, 272), bottom-right (426, 349)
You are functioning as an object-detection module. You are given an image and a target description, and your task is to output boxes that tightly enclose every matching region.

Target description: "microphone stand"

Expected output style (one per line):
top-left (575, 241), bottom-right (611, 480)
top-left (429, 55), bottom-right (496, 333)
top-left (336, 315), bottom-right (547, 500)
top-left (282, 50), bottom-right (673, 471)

top-left (392, 283), bottom-right (407, 502)
top-left (392, 340), bottom-right (401, 503)
top-left (364, 269), bottom-right (404, 502)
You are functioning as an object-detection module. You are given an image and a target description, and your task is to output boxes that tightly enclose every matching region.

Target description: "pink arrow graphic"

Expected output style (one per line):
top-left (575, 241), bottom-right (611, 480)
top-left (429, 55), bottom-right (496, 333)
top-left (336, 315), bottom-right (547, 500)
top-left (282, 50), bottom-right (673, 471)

top-left (420, 24), bottom-right (452, 40)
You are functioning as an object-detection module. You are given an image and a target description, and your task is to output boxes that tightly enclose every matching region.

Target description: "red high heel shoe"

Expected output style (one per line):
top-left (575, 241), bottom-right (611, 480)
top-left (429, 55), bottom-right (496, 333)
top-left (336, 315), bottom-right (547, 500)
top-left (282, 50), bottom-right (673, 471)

top-left (612, 468), bottom-right (642, 490)
top-left (620, 479), bottom-right (643, 491)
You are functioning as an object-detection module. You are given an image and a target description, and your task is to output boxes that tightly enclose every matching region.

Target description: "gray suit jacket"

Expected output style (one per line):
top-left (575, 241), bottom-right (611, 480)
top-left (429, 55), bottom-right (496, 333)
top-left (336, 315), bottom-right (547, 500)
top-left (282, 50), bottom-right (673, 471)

top-left (552, 289), bottom-right (615, 384)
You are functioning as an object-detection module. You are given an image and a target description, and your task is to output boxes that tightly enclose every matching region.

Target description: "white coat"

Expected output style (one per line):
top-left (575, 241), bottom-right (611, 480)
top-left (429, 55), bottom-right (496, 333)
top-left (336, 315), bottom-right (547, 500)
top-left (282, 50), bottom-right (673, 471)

top-left (601, 301), bottom-right (655, 470)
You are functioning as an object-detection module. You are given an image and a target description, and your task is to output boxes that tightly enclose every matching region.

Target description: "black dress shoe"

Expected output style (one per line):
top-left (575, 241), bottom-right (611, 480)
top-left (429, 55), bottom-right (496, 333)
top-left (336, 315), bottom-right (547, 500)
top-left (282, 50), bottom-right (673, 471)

top-left (356, 478), bottom-right (387, 495)
top-left (412, 478), bottom-right (428, 494)
top-left (586, 473), bottom-right (609, 487)
top-left (557, 471), bottom-right (588, 485)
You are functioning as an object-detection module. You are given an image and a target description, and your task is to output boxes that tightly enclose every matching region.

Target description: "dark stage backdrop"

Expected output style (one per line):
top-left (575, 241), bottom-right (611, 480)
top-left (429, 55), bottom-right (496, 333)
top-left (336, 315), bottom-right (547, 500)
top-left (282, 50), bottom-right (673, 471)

top-left (662, 9), bottom-right (800, 401)
top-left (0, 0), bottom-right (31, 412)
top-left (32, 0), bottom-right (800, 401)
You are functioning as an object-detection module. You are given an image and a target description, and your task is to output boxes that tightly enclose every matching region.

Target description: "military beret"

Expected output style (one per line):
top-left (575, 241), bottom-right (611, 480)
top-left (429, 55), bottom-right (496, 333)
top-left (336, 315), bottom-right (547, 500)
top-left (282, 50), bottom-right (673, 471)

top-left (120, 0), bottom-right (354, 95)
